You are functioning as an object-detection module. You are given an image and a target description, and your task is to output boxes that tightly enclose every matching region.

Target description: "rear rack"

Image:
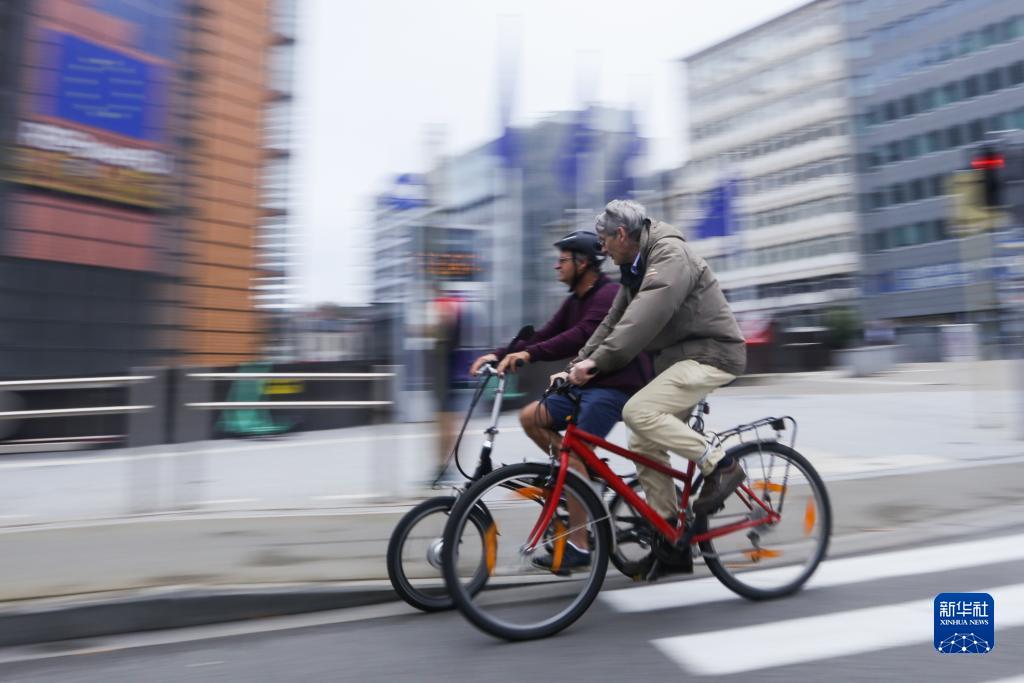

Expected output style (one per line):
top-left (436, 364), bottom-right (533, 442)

top-left (710, 415), bottom-right (798, 452)
top-left (688, 400), bottom-right (798, 452)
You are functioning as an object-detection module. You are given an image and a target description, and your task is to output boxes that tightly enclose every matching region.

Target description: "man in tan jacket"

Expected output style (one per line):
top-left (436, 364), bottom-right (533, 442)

top-left (569, 199), bottom-right (747, 522)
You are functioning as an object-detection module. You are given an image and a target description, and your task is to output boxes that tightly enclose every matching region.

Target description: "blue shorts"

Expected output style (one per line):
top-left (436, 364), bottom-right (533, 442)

top-left (541, 387), bottom-right (629, 439)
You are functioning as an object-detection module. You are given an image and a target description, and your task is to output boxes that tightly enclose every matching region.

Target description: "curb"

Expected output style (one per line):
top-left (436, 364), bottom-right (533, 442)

top-left (0, 583), bottom-right (398, 648)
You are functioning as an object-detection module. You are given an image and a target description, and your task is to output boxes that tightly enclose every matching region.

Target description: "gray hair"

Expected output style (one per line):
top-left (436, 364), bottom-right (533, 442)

top-left (594, 199), bottom-right (648, 240)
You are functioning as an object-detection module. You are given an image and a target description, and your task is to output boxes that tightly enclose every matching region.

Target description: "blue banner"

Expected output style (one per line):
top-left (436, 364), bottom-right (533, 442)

top-left (695, 180), bottom-right (738, 240)
top-left (52, 34), bottom-right (160, 141)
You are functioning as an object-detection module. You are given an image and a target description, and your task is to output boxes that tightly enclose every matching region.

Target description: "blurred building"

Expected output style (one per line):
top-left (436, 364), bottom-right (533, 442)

top-left (847, 0), bottom-right (1024, 349)
top-left (679, 0), bottom-right (862, 332)
top-left (255, 0), bottom-right (301, 360)
top-left (372, 106), bottom-right (644, 419)
top-left (291, 304), bottom-right (377, 362)
top-left (171, 0), bottom-right (274, 367)
top-left (0, 0), bottom-right (281, 376)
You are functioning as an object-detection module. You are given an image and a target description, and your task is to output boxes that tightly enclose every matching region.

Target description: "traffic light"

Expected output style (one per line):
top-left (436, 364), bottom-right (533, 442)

top-left (971, 146), bottom-right (1005, 208)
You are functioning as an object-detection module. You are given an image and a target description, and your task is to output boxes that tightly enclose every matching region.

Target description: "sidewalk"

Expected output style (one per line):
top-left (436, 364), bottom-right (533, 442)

top-left (1, 360), bottom-right (1020, 526)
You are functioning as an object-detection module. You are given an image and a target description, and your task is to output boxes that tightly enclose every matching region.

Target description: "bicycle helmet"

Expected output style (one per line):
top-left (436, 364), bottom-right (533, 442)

top-left (553, 230), bottom-right (605, 292)
top-left (553, 230), bottom-right (605, 266)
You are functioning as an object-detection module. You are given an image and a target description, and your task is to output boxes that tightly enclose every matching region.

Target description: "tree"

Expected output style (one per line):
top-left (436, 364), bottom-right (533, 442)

top-left (824, 307), bottom-right (862, 350)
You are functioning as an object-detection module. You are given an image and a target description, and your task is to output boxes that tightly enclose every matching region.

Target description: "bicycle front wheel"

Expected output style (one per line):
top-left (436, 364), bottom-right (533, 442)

top-left (699, 441), bottom-right (831, 600)
top-left (441, 463), bottom-right (611, 641)
top-left (386, 495), bottom-right (489, 612)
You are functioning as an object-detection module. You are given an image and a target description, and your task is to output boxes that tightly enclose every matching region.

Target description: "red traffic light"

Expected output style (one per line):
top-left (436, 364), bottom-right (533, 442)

top-left (971, 154), bottom-right (1005, 170)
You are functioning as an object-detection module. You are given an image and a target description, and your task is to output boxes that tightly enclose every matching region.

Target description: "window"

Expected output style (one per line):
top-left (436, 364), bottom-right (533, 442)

top-left (912, 222), bottom-right (930, 244)
top-left (884, 101), bottom-right (899, 121)
top-left (929, 175), bottom-right (945, 197)
top-left (959, 30), bottom-right (977, 56)
top-left (902, 94), bottom-right (918, 117)
top-left (887, 140), bottom-right (902, 163)
top-left (892, 226), bottom-right (908, 248)
top-left (1009, 61), bottom-right (1024, 86)
top-left (980, 23), bottom-right (998, 48)
top-left (926, 130), bottom-right (944, 153)
top-left (985, 68), bottom-right (1003, 93)
top-left (1009, 16), bottom-right (1024, 40)
top-left (904, 135), bottom-right (921, 159)
top-left (890, 184), bottom-right (905, 205)
top-left (942, 81), bottom-right (961, 105)
top-left (968, 119), bottom-right (986, 142)
top-left (947, 124), bottom-right (963, 147)
top-left (937, 38), bottom-right (957, 63)
top-left (919, 88), bottom-right (937, 112)
top-left (910, 179), bottom-right (924, 201)
top-left (964, 75), bottom-right (981, 98)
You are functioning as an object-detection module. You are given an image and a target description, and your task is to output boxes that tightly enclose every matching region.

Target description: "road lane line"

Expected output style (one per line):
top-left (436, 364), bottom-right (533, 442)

top-left (603, 533), bottom-right (1024, 613)
top-left (653, 583), bottom-right (1024, 675)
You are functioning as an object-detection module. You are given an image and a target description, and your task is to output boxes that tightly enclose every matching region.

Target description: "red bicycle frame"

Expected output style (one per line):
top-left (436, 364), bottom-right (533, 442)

top-left (524, 420), bottom-right (782, 552)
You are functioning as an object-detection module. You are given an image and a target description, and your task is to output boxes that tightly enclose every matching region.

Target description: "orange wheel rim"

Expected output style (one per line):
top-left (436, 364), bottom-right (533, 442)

top-left (750, 480), bottom-right (786, 493)
top-left (549, 520), bottom-right (567, 574)
top-left (804, 499), bottom-right (817, 536)
top-left (513, 485), bottom-right (548, 502)
top-left (484, 523), bottom-right (498, 576)
top-left (743, 548), bottom-right (782, 561)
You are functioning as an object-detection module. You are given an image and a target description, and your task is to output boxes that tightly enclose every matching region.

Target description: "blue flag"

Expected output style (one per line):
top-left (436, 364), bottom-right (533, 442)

top-left (695, 179), bottom-right (738, 239)
top-left (605, 111), bottom-right (644, 201)
top-left (556, 109), bottom-right (594, 196)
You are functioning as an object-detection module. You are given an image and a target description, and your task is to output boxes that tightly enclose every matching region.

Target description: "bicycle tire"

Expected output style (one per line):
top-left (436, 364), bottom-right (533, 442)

top-left (699, 441), bottom-right (832, 600)
top-left (386, 495), bottom-right (490, 612)
top-left (441, 462), bottom-right (611, 641)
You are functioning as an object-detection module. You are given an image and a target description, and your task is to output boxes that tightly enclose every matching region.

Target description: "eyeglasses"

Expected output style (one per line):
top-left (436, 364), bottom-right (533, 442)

top-left (596, 229), bottom-right (619, 248)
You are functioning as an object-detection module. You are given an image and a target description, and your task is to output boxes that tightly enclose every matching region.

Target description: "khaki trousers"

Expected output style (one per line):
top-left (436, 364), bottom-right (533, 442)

top-left (622, 360), bottom-right (736, 519)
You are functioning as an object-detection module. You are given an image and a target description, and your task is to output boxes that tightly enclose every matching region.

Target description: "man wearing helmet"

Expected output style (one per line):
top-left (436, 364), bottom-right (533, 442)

top-left (469, 230), bottom-right (650, 571)
top-left (569, 199), bottom-right (747, 526)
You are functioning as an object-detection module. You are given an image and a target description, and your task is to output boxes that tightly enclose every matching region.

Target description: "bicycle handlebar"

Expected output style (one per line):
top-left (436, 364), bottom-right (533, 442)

top-left (544, 364), bottom-right (597, 397)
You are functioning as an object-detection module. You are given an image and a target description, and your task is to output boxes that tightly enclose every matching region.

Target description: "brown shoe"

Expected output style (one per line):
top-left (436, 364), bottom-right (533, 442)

top-left (693, 461), bottom-right (744, 515)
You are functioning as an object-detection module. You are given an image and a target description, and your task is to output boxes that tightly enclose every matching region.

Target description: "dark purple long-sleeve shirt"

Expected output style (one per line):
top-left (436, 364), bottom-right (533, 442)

top-left (494, 274), bottom-right (651, 394)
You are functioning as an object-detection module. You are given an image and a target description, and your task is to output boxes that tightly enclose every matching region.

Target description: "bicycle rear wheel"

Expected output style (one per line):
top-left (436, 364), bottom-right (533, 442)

top-left (441, 462), bottom-right (610, 641)
top-left (699, 441), bottom-right (831, 600)
top-left (386, 496), bottom-right (489, 612)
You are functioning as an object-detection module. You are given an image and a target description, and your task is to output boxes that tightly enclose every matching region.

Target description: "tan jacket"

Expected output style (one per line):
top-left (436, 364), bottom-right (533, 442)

top-left (577, 220), bottom-right (746, 377)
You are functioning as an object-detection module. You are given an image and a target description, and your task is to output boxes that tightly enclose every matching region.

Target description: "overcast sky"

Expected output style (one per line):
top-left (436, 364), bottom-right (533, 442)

top-left (293, 0), bottom-right (810, 306)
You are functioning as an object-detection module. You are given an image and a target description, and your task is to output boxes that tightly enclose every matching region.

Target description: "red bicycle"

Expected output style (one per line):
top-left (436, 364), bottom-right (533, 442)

top-left (440, 379), bottom-right (832, 641)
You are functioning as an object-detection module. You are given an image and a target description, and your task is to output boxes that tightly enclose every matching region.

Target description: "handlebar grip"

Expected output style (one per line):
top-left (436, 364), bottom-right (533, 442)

top-left (514, 358), bottom-right (525, 368)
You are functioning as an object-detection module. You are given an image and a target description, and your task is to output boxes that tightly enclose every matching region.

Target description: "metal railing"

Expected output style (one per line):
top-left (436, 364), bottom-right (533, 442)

top-left (183, 371), bottom-right (395, 412)
top-left (0, 367), bottom-right (401, 453)
top-left (0, 376), bottom-right (153, 421)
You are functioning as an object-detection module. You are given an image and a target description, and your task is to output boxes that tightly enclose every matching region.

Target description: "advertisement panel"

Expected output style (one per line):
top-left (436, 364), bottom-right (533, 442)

top-left (6, 20), bottom-right (173, 209)
top-left (2, 0), bottom-right (180, 271)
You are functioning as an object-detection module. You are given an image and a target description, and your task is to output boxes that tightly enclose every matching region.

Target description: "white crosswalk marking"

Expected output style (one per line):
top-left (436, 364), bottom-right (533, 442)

top-left (652, 583), bottom-right (1024, 675)
top-left (602, 533), bottom-right (1024, 613)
